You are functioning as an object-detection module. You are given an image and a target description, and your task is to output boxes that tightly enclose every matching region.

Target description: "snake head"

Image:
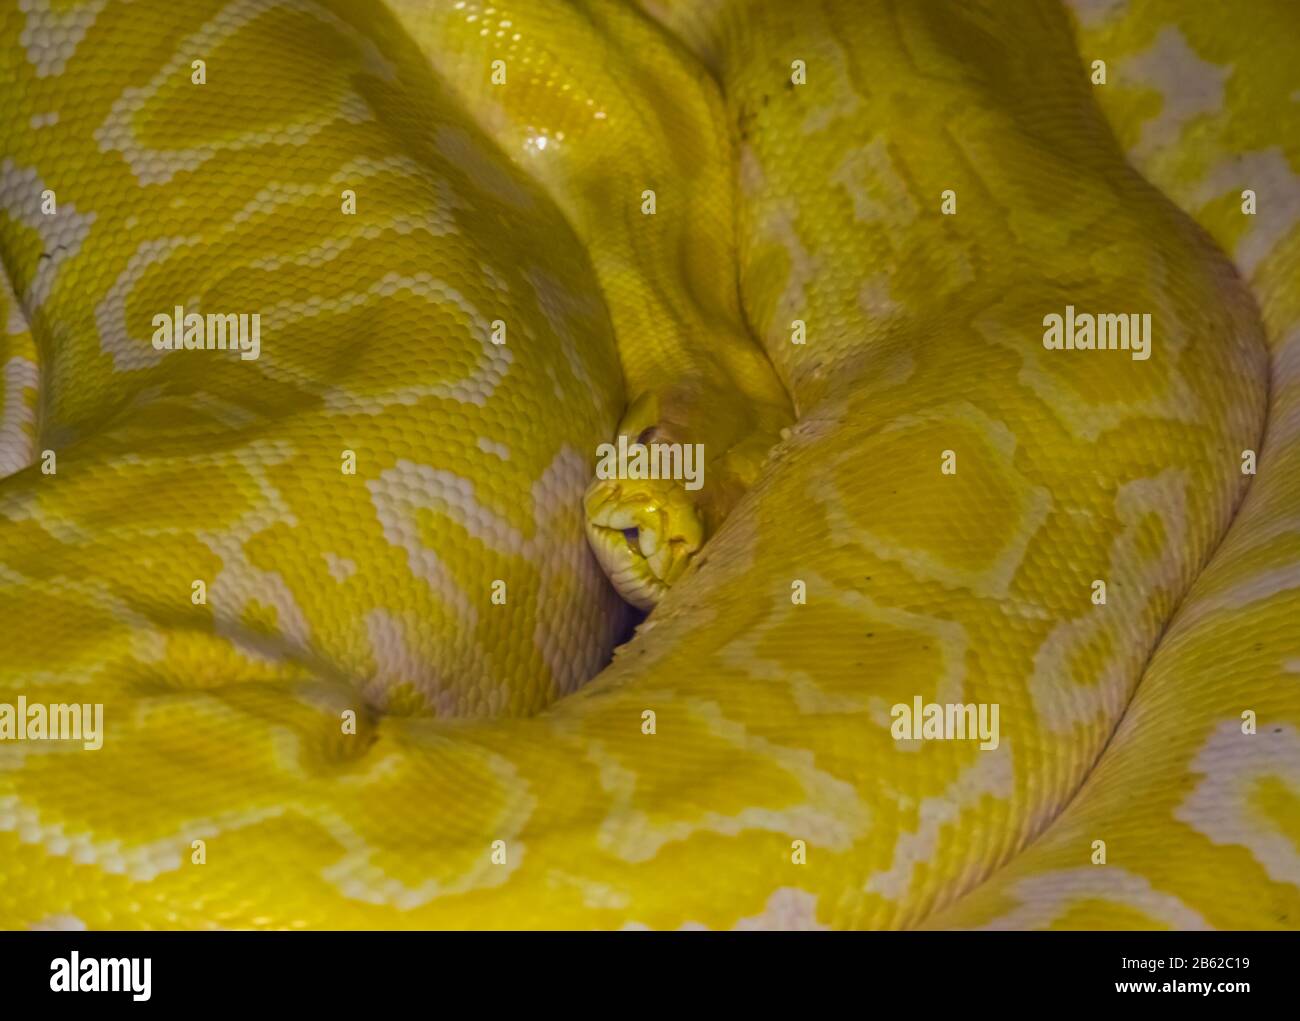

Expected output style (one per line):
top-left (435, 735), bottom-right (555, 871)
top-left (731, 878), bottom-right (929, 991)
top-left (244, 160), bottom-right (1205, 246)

top-left (582, 384), bottom-right (790, 610)
top-left (583, 474), bottom-right (705, 611)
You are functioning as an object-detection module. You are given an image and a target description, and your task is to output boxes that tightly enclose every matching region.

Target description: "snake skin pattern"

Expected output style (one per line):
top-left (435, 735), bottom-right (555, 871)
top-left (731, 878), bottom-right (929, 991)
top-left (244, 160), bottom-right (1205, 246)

top-left (0, 0), bottom-right (1296, 929)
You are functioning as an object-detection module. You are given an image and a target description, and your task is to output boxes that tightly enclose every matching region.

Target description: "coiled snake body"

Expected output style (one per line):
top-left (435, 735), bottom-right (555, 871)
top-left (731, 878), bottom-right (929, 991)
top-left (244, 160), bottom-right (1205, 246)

top-left (0, 0), bottom-right (1297, 928)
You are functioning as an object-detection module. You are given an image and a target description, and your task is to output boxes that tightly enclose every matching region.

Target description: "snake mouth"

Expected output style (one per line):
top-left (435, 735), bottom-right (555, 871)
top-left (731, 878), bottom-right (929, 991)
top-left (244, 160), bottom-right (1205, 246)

top-left (583, 481), bottom-right (704, 611)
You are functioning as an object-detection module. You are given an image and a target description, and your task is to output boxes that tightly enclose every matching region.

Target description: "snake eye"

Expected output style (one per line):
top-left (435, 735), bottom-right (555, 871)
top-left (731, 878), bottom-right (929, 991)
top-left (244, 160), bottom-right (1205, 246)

top-left (622, 527), bottom-right (640, 553)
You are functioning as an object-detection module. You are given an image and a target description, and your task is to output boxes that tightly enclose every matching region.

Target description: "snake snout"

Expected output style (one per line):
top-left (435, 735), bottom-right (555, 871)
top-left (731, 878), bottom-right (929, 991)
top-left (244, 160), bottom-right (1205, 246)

top-left (583, 479), bottom-right (705, 611)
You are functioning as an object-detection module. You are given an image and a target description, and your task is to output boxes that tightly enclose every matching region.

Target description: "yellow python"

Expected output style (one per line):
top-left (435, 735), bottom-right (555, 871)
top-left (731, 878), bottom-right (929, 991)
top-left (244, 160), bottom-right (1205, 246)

top-left (0, 0), bottom-right (1296, 929)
